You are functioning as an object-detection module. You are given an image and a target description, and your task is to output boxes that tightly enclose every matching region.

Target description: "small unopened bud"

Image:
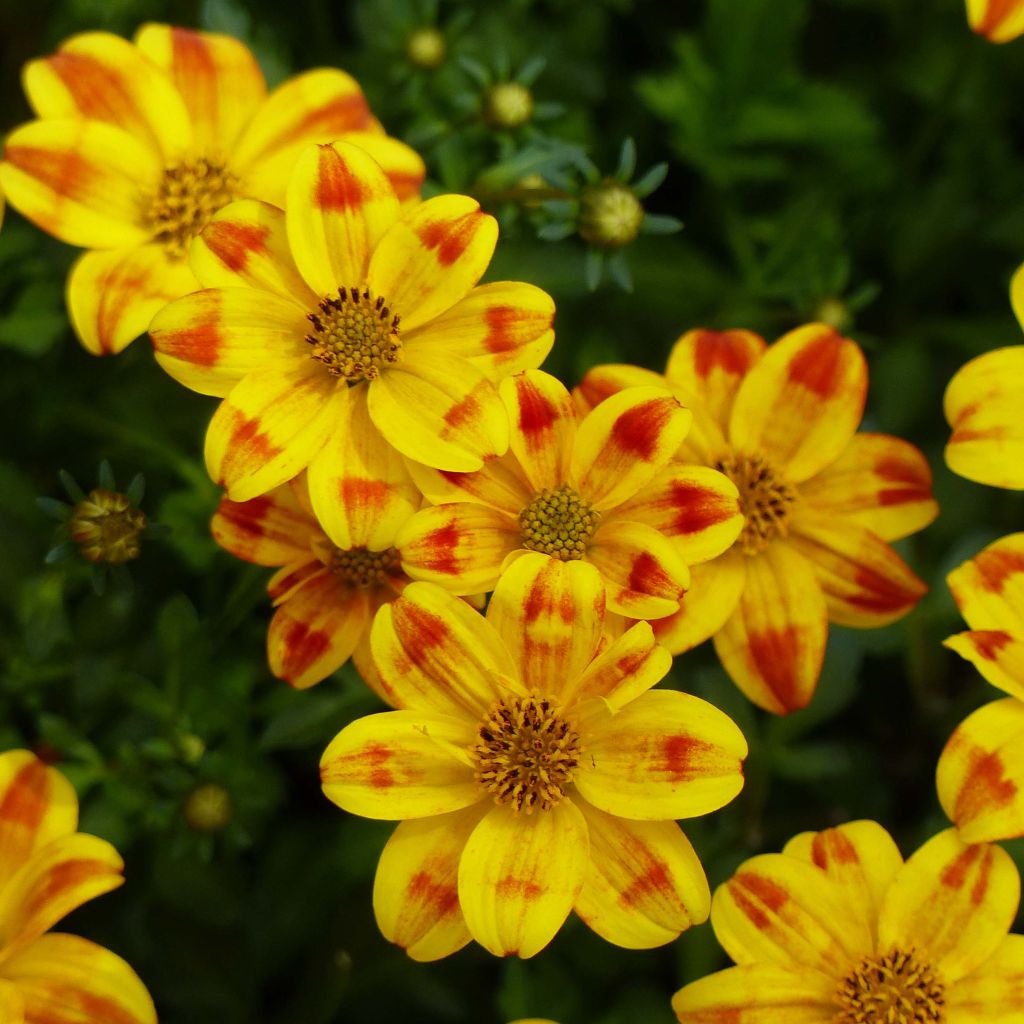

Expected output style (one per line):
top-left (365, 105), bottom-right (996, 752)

top-left (578, 181), bottom-right (644, 249)
top-left (183, 783), bottom-right (232, 833)
top-left (69, 489), bottom-right (146, 564)
top-left (484, 82), bottom-right (534, 129)
top-left (178, 734), bottom-right (206, 765)
top-left (814, 297), bottom-right (850, 332)
top-left (406, 27), bottom-right (446, 70)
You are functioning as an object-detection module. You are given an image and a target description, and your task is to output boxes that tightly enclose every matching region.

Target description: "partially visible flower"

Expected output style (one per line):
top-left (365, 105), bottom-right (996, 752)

top-left (672, 821), bottom-right (1022, 1023)
top-left (966, 0), bottom-right (1024, 42)
top-left (0, 749), bottom-right (156, 1024)
top-left (579, 325), bottom-right (936, 714)
top-left (0, 24), bottom-right (424, 355)
top-left (321, 559), bottom-right (747, 960)
top-left (399, 369), bottom-right (742, 620)
top-left (152, 140), bottom-right (554, 500)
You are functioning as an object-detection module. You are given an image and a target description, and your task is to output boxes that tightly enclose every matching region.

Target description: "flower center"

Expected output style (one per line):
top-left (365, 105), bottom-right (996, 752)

top-left (69, 489), bottom-right (147, 564)
top-left (519, 484), bottom-right (601, 561)
top-left (306, 288), bottom-right (402, 382)
top-left (717, 452), bottom-right (797, 555)
top-left (145, 158), bottom-right (238, 259)
top-left (321, 544), bottom-right (400, 587)
top-left (471, 696), bottom-right (581, 813)
top-left (834, 949), bottom-right (945, 1024)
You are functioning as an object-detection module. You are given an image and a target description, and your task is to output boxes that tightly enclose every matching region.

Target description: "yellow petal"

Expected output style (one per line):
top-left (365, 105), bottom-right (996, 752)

top-left (499, 370), bottom-right (578, 492)
top-left (329, 131), bottom-right (426, 204)
top-left (0, 981), bottom-right (23, 1024)
top-left (211, 480), bottom-right (320, 566)
top-left (405, 455), bottom-right (530, 513)
top-left (458, 799), bottom-right (589, 958)
top-left (947, 532), bottom-right (1024, 633)
top-left (966, 0), bottom-right (1024, 43)
top-left (566, 621), bottom-right (671, 710)
top-left (944, 632), bottom-right (1024, 701)
top-left (947, 934), bottom-right (1024, 1021)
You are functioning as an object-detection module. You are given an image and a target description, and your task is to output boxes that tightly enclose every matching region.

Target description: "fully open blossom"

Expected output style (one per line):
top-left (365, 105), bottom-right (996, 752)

top-left (321, 557), bottom-right (747, 959)
top-left (966, 0), bottom-right (1024, 42)
top-left (0, 750), bottom-right (156, 1024)
top-left (579, 325), bottom-right (936, 714)
top-left (0, 24), bottom-right (424, 355)
top-left (398, 368), bottom-right (742, 619)
top-left (151, 140), bottom-right (554, 500)
top-left (672, 821), bottom-right (1022, 1023)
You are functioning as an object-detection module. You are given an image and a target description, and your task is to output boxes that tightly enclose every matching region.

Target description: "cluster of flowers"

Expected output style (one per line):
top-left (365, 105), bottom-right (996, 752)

top-left (0, 6), bottom-right (1021, 1021)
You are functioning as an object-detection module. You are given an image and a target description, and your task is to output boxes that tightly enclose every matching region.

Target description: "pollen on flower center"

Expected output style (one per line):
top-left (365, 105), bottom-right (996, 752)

top-left (306, 287), bottom-right (402, 382)
top-left (322, 544), bottom-right (400, 587)
top-left (834, 948), bottom-right (945, 1024)
top-left (519, 484), bottom-right (601, 561)
top-left (472, 695), bottom-right (582, 813)
top-left (717, 452), bottom-right (797, 555)
top-left (145, 158), bottom-right (238, 259)
top-left (69, 489), bottom-right (147, 564)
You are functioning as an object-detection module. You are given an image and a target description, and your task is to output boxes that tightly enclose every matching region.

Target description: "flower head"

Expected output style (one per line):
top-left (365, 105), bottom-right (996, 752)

top-left (0, 749), bottom-right (156, 1023)
top-left (966, 0), bottom-right (1024, 42)
top-left (0, 24), bottom-right (425, 355)
top-left (672, 821), bottom-right (1022, 1024)
top-left (579, 325), bottom-right (937, 714)
top-left (320, 556), bottom-right (747, 959)
top-left (69, 489), bottom-right (147, 563)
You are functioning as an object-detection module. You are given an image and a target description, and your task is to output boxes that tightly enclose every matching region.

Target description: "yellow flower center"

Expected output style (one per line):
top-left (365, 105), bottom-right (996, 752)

top-left (321, 544), bottom-right (400, 588)
top-left (519, 484), bottom-right (600, 561)
top-left (834, 949), bottom-right (945, 1024)
top-left (145, 158), bottom-right (238, 259)
top-left (306, 287), bottom-right (402, 382)
top-left (69, 489), bottom-right (147, 564)
top-left (472, 696), bottom-right (582, 813)
top-left (717, 452), bottom-right (797, 555)
top-left (578, 182), bottom-right (645, 249)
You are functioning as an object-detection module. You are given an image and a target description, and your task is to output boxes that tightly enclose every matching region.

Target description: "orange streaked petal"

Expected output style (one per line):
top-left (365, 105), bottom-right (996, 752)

top-left (373, 804), bottom-right (486, 961)
top-left (946, 934), bottom-right (1024, 1020)
top-left (366, 195), bottom-right (498, 331)
top-left (211, 481), bottom-right (320, 566)
top-left (0, 119), bottom-right (159, 248)
top-left (799, 432), bottom-right (938, 542)
top-left (397, 503), bottom-right (519, 595)
top-left (485, 552), bottom-right (605, 697)
top-left (566, 621), bottom-right (671, 710)
top-left (788, 514), bottom-right (927, 628)
top-left (575, 689), bottom-right (747, 821)
top-left (405, 456), bottom-right (530, 513)
top-left (574, 800), bottom-right (710, 949)
top-left (2, 933), bottom-right (156, 1024)
top-left (947, 532), bottom-right (1024, 633)
top-left (937, 698), bottom-right (1024, 843)
top-left (458, 799), bottom-right (589, 958)
top-left (68, 244), bottom-right (196, 356)
top-left (574, 363), bottom-right (668, 413)
top-left (713, 543), bottom-right (828, 714)
top-left (406, 283), bottom-right (555, 383)
top-left (729, 324), bottom-right (867, 483)
top-left (133, 23), bottom-right (266, 153)
top-left (351, 625), bottom-right (395, 707)
top-left (877, 828), bottom-right (1020, 982)
top-left (330, 132), bottom-right (426, 204)
top-left (285, 140), bottom-right (399, 295)
top-left (267, 559), bottom-right (319, 605)
top-left (499, 370), bottom-right (577, 492)
top-left (367, 356), bottom-right (510, 472)
top-left (320, 709), bottom-right (479, 819)
top-left (944, 632), bottom-right (1024, 701)
top-left (967, 0), bottom-right (1024, 42)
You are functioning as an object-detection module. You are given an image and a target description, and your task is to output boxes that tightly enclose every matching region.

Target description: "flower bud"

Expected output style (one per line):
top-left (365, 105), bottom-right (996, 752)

top-left (578, 181), bottom-right (644, 248)
top-left (484, 82), bottom-right (534, 129)
top-left (69, 489), bottom-right (146, 564)
top-left (183, 783), bottom-right (232, 833)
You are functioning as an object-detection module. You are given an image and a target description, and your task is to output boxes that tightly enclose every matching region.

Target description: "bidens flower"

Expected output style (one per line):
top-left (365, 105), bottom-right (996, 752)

top-left (580, 326), bottom-right (937, 714)
top-left (0, 24), bottom-right (424, 355)
top-left (320, 557), bottom-right (747, 960)
top-left (0, 750), bottom-right (156, 1024)
top-left (966, 0), bottom-right (1024, 42)
top-left (151, 140), bottom-right (554, 500)
top-left (672, 821), bottom-right (1022, 1024)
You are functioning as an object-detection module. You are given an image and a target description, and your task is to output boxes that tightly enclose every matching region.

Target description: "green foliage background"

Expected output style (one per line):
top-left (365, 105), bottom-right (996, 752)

top-left (1, 0), bottom-right (1023, 1021)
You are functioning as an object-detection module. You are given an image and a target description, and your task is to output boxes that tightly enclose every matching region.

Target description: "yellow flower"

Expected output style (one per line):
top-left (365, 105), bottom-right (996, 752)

top-left (150, 139), bottom-right (554, 501)
top-left (320, 556), bottom-right (747, 960)
top-left (0, 750), bottom-right (156, 1024)
top-left (0, 24), bottom-right (425, 355)
top-left (579, 325), bottom-right (937, 714)
top-left (398, 368), bottom-right (742, 619)
top-left (966, 0), bottom-right (1024, 42)
top-left (672, 821), bottom-right (1022, 1023)
top-left (944, 265), bottom-right (1024, 488)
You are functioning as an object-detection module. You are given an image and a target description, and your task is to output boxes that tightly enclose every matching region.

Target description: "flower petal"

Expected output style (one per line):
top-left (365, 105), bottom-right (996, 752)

top-left (133, 23), bottom-right (266, 153)
top-left (575, 689), bottom-right (747, 820)
top-left (499, 370), bottom-right (577, 492)
top-left (405, 456), bottom-right (530, 513)
top-left (406, 284), bottom-right (555, 383)
top-left (937, 698), bottom-right (1024, 843)
top-left (0, 982), bottom-right (22, 1024)
top-left (371, 583), bottom-right (519, 717)
top-left (458, 799), bottom-right (589, 958)
top-left (574, 800), bottom-right (710, 949)
top-left (729, 324), bottom-right (867, 483)
top-left (367, 356), bottom-right (510, 472)
top-left (567, 621), bottom-right (672, 710)
top-left (366, 195), bottom-right (498, 331)
top-left (1, 933), bottom-right (156, 1024)
top-left (797, 433), bottom-right (938, 542)
top-left (0, 119), bottom-right (159, 247)
top-left (713, 543), bottom-right (828, 714)
top-left (211, 480), bottom-right (319, 566)
top-left (944, 632), bottom-right (1024, 701)
top-left (204, 361), bottom-right (345, 500)
top-left (788, 513), bottom-right (927, 628)
top-left (330, 132), bottom-right (426, 204)
top-left (878, 829), bottom-right (1020, 982)
top-left (947, 533), bottom-right (1024, 632)
top-left (320, 710), bottom-right (479, 819)
top-left (285, 140), bottom-right (399, 295)
top-left (967, 0), bottom-right (1024, 42)
top-left (947, 934), bottom-right (1024, 1021)
top-left (373, 804), bottom-right (487, 961)
top-left (570, 388), bottom-right (692, 510)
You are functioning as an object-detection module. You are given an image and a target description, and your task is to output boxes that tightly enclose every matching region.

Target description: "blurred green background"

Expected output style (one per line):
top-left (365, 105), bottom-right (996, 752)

top-left (1, 0), bottom-right (1023, 1021)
